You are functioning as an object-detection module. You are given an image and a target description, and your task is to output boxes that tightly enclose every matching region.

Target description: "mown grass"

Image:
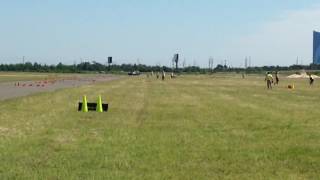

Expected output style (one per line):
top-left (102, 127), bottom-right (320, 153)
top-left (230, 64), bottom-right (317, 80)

top-left (0, 74), bottom-right (320, 179)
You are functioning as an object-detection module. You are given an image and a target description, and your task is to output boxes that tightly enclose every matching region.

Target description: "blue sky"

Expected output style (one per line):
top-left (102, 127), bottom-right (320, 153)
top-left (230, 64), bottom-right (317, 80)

top-left (0, 0), bottom-right (320, 67)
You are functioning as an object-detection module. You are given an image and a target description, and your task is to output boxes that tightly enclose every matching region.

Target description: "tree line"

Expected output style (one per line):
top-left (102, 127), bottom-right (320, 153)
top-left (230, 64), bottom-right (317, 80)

top-left (1, 61), bottom-right (320, 74)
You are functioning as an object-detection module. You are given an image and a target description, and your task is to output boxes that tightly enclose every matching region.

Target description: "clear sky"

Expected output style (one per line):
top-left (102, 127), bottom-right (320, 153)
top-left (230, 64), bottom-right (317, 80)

top-left (1, 0), bottom-right (320, 67)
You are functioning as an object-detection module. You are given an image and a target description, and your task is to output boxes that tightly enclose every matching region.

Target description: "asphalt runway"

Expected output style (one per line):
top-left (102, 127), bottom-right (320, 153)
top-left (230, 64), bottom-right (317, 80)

top-left (0, 75), bottom-right (119, 101)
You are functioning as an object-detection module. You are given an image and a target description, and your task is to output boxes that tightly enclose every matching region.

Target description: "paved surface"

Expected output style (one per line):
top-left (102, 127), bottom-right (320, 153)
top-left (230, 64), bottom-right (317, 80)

top-left (0, 75), bottom-right (119, 101)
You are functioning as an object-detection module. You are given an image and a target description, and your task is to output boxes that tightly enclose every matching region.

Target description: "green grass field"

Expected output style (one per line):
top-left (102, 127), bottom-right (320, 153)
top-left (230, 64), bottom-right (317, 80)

top-left (0, 74), bottom-right (320, 179)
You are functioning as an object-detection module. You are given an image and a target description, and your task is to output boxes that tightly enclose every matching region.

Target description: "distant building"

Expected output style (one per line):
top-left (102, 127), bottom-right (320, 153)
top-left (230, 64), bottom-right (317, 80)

top-left (313, 31), bottom-right (320, 64)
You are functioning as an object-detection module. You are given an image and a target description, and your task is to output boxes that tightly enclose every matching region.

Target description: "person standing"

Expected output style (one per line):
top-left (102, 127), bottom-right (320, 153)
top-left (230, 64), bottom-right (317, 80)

top-left (162, 70), bottom-right (166, 81)
top-left (309, 74), bottom-right (314, 86)
top-left (265, 72), bottom-right (273, 89)
top-left (275, 71), bottom-right (279, 85)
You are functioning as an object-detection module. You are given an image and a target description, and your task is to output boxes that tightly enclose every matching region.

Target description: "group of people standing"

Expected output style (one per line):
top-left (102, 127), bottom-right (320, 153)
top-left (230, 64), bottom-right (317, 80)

top-left (265, 71), bottom-right (315, 89)
top-left (148, 71), bottom-right (176, 80)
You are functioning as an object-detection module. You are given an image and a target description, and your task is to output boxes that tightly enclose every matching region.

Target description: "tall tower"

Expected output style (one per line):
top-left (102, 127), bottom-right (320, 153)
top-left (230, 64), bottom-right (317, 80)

top-left (313, 31), bottom-right (320, 64)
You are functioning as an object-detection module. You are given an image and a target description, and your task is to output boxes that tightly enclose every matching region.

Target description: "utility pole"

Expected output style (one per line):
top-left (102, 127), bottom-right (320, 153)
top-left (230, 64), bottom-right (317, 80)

top-left (172, 58), bottom-right (175, 71)
top-left (209, 57), bottom-right (214, 73)
top-left (73, 61), bottom-right (77, 73)
top-left (183, 58), bottom-right (186, 68)
top-left (244, 56), bottom-right (248, 69)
